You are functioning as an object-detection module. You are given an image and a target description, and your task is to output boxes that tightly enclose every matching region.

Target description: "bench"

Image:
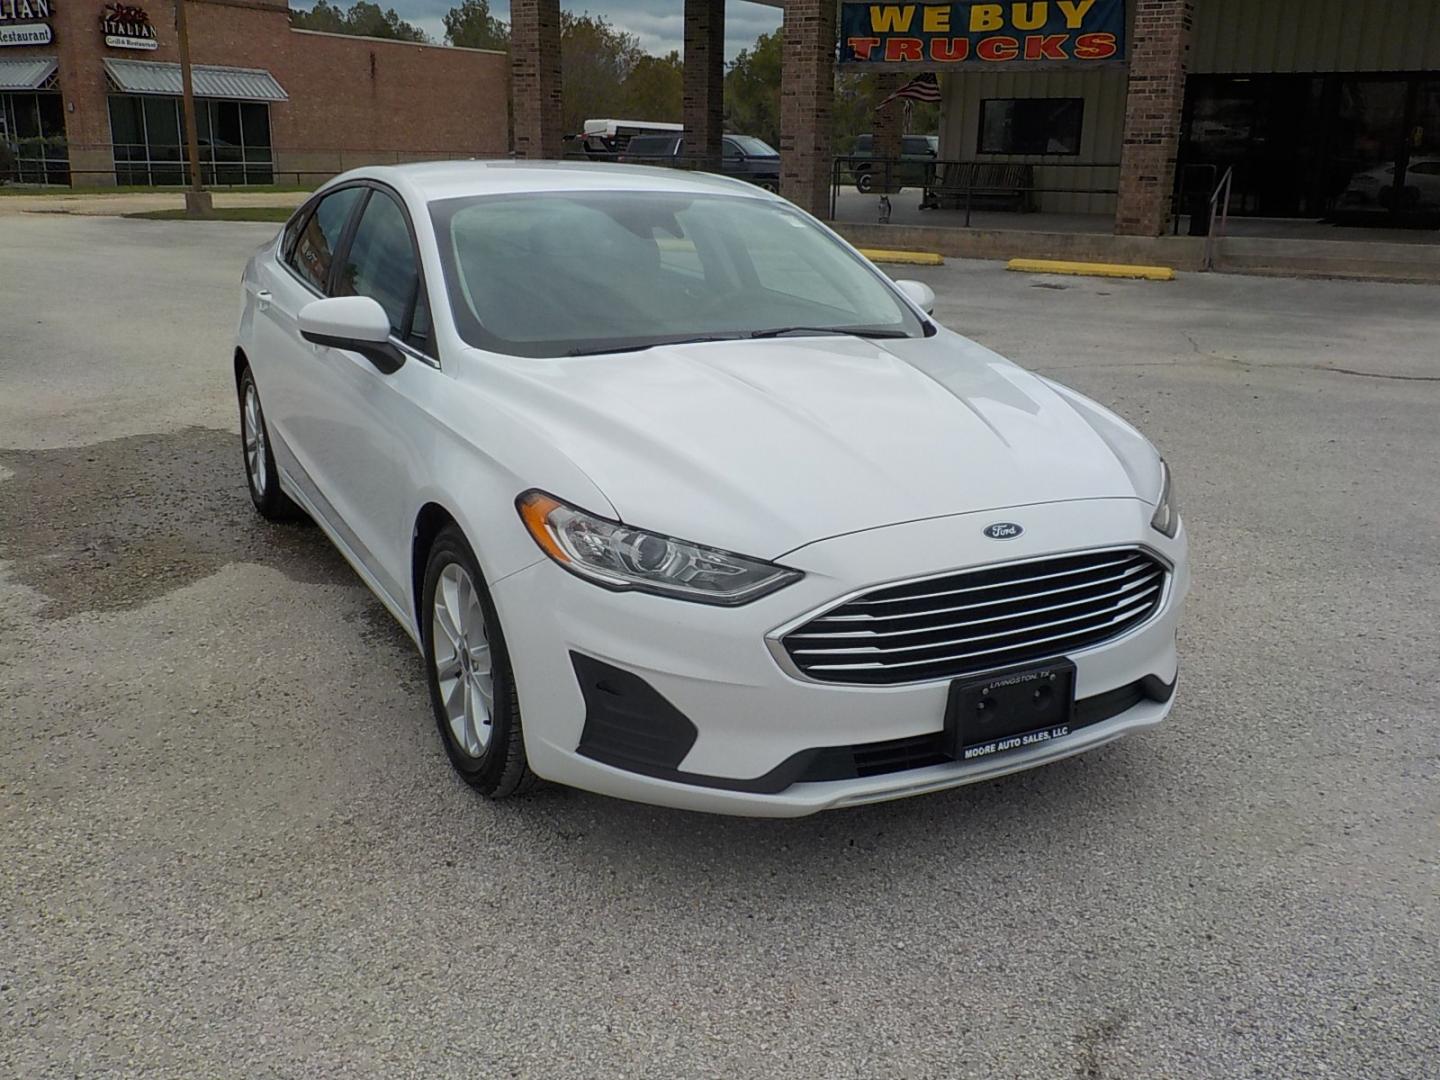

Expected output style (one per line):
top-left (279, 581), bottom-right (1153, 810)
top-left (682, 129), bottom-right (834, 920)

top-left (922, 163), bottom-right (1035, 212)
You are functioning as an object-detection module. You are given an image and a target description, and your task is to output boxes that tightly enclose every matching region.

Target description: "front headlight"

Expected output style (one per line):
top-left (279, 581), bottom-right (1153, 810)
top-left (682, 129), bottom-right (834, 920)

top-left (1150, 460), bottom-right (1179, 538)
top-left (517, 490), bottom-right (803, 605)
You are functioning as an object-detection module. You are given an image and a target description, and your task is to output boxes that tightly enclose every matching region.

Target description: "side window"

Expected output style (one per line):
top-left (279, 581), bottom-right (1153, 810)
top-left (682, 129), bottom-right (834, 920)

top-left (335, 190), bottom-right (428, 351)
top-left (287, 187), bottom-right (363, 293)
top-left (723, 139), bottom-right (741, 161)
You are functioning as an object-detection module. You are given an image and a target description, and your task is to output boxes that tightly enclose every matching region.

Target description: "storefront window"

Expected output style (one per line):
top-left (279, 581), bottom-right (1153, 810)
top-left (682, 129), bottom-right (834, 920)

top-left (0, 91), bottom-right (69, 185)
top-left (107, 95), bottom-right (274, 186)
top-left (979, 99), bottom-right (1084, 156)
top-left (1183, 74), bottom-right (1440, 224)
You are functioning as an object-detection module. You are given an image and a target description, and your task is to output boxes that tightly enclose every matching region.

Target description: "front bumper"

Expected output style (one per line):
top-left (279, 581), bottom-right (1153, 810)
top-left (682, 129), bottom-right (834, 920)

top-left (490, 499), bottom-right (1189, 816)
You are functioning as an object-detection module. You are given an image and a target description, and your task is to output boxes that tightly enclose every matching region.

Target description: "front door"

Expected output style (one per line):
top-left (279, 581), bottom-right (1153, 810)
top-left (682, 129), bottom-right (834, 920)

top-left (253, 183), bottom-right (404, 601)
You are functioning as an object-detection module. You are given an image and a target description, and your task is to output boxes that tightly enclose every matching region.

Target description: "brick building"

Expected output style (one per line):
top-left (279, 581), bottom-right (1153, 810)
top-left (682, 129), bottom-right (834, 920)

top-left (0, 0), bottom-right (507, 186)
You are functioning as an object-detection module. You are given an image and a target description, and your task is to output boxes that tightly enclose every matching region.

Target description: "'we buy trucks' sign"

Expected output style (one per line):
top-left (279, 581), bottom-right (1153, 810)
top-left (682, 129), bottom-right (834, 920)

top-left (840, 0), bottom-right (1126, 68)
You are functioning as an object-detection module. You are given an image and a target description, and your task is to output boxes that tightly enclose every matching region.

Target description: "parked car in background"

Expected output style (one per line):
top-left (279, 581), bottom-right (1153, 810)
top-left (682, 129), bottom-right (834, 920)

top-left (1340, 156), bottom-right (1440, 211)
top-left (234, 160), bottom-right (1188, 816)
top-left (848, 133), bottom-right (940, 192)
top-left (620, 133), bottom-right (780, 191)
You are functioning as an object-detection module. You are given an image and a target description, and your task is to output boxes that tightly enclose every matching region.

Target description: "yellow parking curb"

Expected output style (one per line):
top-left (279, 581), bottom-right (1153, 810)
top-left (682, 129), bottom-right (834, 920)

top-left (1006, 258), bottom-right (1175, 281)
top-left (860, 248), bottom-right (944, 266)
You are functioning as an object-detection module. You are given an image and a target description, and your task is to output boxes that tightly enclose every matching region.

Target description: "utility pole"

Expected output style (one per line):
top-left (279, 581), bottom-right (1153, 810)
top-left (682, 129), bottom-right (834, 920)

top-left (175, 0), bottom-right (211, 216)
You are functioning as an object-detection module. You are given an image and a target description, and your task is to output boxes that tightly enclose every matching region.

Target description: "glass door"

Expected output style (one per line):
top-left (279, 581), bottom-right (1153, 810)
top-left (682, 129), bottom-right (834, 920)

top-left (1181, 75), bottom-right (1325, 217)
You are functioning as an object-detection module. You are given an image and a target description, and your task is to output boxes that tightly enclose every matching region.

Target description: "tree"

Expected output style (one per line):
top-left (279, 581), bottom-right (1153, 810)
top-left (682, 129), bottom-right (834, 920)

top-left (289, 0), bottom-right (345, 33)
top-left (723, 30), bottom-right (781, 146)
top-left (620, 52), bottom-right (683, 124)
top-left (290, 0), bottom-right (429, 43)
top-left (560, 11), bottom-right (645, 134)
top-left (443, 0), bottom-right (508, 51)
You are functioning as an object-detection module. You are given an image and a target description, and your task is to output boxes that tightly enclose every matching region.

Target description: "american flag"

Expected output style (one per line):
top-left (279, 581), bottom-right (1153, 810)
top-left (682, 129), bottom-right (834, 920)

top-left (879, 73), bottom-right (942, 108)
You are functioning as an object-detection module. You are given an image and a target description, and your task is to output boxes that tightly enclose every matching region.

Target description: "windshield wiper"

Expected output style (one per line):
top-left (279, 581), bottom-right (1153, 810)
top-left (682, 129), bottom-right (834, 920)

top-left (567, 334), bottom-right (742, 357)
top-left (748, 326), bottom-right (910, 340)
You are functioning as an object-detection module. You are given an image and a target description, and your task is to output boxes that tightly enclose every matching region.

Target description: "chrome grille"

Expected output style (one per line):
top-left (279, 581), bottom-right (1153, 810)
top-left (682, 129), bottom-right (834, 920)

top-left (780, 548), bottom-right (1168, 685)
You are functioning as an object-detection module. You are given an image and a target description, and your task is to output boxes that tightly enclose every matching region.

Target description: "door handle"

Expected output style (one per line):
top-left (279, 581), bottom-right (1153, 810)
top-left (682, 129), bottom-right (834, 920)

top-left (255, 289), bottom-right (272, 311)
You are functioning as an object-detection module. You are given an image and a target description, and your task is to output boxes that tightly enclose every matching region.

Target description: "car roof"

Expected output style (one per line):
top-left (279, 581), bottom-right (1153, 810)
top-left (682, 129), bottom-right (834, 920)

top-left (332, 159), bottom-right (769, 203)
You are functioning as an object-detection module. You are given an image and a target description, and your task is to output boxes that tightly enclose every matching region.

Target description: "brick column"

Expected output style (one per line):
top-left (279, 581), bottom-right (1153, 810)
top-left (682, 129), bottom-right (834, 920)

top-left (870, 73), bottom-right (904, 193)
top-left (53, 0), bottom-right (117, 185)
top-left (683, 0), bottom-right (724, 170)
top-left (511, 0), bottom-right (562, 159)
top-left (780, 0), bottom-right (836, 217)
top-left (1114, 0), bottom-right (1194, 235)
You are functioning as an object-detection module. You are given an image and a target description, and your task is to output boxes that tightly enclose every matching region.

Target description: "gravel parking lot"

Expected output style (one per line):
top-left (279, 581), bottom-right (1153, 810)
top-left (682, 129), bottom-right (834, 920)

top-left (2, 213), bottom-right (1437, 1079)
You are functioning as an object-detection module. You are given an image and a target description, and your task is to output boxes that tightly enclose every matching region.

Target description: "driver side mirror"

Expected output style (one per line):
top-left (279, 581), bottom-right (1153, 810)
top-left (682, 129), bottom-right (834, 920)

top-left (298, 296), bottom-right (405, 374)
top-left (894, 279), bottom-right (936, 316)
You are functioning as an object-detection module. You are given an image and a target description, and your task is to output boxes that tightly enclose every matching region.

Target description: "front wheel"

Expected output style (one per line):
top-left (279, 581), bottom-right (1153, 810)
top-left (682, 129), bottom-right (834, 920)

top-left (856, 170), bottom-right (874, 194)
top-left (422, 525), bottom-right (535, 798)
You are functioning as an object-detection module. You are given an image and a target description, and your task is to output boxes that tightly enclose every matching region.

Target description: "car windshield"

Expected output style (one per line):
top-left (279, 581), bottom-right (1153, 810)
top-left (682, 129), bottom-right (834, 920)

top-left (430, 190), bottom-right (926, 358)
top-left (728, 136), bottom-right (777, 157)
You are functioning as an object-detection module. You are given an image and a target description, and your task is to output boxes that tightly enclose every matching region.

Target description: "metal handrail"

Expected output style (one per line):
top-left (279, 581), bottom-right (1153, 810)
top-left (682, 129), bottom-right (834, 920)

top-left (1203, 166), bottom-right (1234, 271)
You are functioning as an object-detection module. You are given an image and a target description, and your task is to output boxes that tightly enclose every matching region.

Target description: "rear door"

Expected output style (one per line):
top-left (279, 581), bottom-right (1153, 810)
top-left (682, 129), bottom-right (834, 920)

top-left (252, 184), bottom-right (365, 493)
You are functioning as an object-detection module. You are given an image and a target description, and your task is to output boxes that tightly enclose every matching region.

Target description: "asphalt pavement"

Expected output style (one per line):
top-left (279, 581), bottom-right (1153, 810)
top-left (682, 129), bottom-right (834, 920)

top-left (2, 213), bottom-right (1437, 1079)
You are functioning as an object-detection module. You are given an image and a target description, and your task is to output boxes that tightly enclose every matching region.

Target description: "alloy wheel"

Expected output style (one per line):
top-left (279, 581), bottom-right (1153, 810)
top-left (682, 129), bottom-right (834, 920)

top-left (431, 562), bottom-right (495, 757)
top-left (243, 381), bottom-right (268, 497)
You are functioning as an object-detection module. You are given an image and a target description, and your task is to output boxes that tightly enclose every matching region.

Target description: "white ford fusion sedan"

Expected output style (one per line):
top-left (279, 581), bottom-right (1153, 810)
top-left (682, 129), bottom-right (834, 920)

top-left (234, 161), bottom-right (1188, 817)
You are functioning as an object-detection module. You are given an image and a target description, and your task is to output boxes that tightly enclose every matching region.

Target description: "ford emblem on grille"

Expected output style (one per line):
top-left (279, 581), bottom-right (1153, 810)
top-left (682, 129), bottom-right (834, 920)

top-left (983, 522), bottom-right (1023, 540)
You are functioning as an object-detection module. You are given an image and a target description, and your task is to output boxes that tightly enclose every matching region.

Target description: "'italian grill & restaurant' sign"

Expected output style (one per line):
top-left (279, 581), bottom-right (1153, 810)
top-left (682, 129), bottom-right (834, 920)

top-left (840, 0), bottom-right (1126, 68)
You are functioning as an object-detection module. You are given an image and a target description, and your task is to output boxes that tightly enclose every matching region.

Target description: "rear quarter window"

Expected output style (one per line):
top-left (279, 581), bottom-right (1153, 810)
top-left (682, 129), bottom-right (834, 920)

top-left (286, 186), bottom-right (364, 294)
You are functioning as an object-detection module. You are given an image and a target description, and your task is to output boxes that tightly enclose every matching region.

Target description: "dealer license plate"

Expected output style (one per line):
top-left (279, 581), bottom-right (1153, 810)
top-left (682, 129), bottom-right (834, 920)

top-left (945, 660), bottom-right (1077, 762)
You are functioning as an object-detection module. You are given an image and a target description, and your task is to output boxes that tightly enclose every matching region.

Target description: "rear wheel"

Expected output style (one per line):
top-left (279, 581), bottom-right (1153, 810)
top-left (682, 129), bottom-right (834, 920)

top-left (422, 525), bottom-right (535, 798)
top-left (238, 365), bottom-right (300, 521)
top-left (856, 170), bottom-right (874, 194)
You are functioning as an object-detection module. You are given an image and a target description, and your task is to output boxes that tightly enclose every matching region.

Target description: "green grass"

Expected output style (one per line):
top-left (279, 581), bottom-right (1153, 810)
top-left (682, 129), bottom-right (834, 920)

top-left (0, 183), bottom-right (313, 197)
top-left (125, 206), bottom-right (295, 222)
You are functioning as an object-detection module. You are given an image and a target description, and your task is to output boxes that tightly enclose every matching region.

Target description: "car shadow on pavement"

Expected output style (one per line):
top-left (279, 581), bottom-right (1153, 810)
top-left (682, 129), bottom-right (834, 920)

top-left (487, 731), bottom-right (1167, 884)
top-left (0, 426), bottom-right (353, 619)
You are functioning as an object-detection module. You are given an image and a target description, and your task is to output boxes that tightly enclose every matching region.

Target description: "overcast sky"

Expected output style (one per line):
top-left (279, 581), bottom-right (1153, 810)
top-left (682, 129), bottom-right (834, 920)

top-left (385, 0), bottom-right (783, 61)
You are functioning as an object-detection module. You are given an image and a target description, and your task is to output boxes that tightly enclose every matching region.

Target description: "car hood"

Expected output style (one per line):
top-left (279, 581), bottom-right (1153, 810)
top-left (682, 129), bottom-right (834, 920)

top-left (488, 330), bottom-right (1159, 559)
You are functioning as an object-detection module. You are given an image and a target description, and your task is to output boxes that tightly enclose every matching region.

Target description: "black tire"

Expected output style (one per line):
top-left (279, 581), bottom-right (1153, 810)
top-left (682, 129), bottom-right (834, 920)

top-left (856, 170), bottom-right (874, 194)
top-left (238, 364), bottom-right (301, 521)
top-left (421, 524), bottom-right (535, 798)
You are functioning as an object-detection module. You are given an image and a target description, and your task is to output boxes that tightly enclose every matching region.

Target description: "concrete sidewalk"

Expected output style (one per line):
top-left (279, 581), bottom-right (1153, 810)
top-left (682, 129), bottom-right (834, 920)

top-left (0, 190), bottom-right (308, 217)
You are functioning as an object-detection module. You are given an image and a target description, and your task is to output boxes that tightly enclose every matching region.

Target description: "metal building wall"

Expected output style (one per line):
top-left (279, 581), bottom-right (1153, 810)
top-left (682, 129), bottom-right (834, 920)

top-left (935, 0), bottom-right (1440, 214)
top-left (938, 66), bottom-right (1129, 214)
top-left (936, 0), bottom-right (1133, 214)
top-left (1191, 0), bottom-right (1440, 74)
